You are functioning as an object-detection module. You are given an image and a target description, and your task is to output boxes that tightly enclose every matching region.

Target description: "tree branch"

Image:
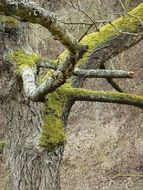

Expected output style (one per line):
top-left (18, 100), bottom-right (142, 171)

top-left (2, 2), bottom-right (143, 101)
top-left (21, 67), bottom-right (47, 102)
top-left (100, 63), bottom-right (124, 92)
top-left (66, 88), bottom-right (143, 107)
top-left (39, 63), bottom-right (134, 79)
top-left (73, 68), bottom-right (134, 78)
top-left (105, 78), bottom-right (124, 92)
top-left (60, 20), bottom-right (110, 25)
top-left (75, 3), bottom-right (143, 68)
top-left (0, 0), bottom-right (82, 53)
top-left (10, 49), bottom-right (89, 101)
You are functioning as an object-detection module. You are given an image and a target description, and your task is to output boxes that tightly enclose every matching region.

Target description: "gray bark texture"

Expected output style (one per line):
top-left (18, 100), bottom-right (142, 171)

top-left (0, 1), bottom-right (143, 190)
top-left (0, 19), bottom-right (65, 190)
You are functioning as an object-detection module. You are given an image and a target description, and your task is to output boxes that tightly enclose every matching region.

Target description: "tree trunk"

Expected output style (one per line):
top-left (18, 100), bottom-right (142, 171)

top-left (4, 100), bottom-right (63, 190)
top-left (0, 17), bottom-right (70, 190)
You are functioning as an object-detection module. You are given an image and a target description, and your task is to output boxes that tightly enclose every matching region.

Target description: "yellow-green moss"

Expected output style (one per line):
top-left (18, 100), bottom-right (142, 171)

top-left (66, 87), bottom-right (143, 106)
top-left (78, 3), bottom-right (143, 66)
top-left (39, 87), bottom-right (68, 150)
top-left (0, 15), bottom-right (19, 27)
top-left (9, 49), bottom-right (40, 72)
top-left (0, 140), bottom-right (5, 154)
top-left (58, 3), bottom-right (143, 67)
top-left (38, 72), bottom-right (72, 150)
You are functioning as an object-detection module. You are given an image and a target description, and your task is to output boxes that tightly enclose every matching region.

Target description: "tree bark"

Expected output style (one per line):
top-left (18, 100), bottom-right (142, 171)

top-left (0, 17), bottom-right (71, 190)
top-left (1, 2), bottom-right (143, 190)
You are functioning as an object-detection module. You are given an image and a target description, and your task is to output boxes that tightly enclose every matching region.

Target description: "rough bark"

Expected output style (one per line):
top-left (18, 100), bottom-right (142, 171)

top-left (0, 0), bottom-right (81, 53)
top-left (0, 16), bottom-right (70, 190)
top-left (0, 2), bottom-right (143, 190)
top-left (1, 2), bottom-right (143, 100)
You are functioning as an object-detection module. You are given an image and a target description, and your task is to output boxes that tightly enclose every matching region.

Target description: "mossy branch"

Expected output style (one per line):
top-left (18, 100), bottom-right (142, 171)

top-left (76, 2), bottom-right (143, 68)
top-left (4, 2), bottom-right (143, 102)
top-left (10, 48), bottom-right (90, 101)
top-left (64, 87), bottom-right (143, 107)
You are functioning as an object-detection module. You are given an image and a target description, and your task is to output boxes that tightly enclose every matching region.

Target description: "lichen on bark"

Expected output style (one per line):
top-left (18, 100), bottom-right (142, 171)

top-left (9, 49), bottom-right (40, 72)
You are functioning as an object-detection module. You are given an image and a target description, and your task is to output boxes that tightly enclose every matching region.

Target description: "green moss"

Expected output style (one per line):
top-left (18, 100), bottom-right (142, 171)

top-left (39, 87), bottom-right (68, 150)
top-left (38, 72), bottom-right (71, 149)
top-left (0, 140), bottom-right (5, 154)
top-left (57, 3), bottom-right (143, 67)
top-left (0, 15), bottom-right (19, 27)
top-left (9, 49), bottom-right (40, 72)
top-left (38, 70), bottom-right (76, 150)
top-left (78, 3), bottom-right (143, 66)
top-left (64, 87), bottom-right (143, 105)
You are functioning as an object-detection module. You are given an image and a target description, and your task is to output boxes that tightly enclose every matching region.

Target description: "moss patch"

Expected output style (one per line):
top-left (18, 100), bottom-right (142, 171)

top-left (39, 86), bottom-right (68, 150)
top-left (57, 3), bottom-right (143, 67)
top-left (78, 3), bottom-right (143, 66)
top-left (38, 72), bottom-right (73, 150)
top-left (9, 49), bottom-right (40, 72)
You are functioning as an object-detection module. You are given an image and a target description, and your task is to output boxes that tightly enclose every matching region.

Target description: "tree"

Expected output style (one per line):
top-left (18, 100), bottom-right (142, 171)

top-left (0, 0), bottom-right (143, 189)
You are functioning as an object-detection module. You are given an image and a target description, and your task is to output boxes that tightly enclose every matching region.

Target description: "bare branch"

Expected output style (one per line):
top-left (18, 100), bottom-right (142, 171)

top-left (100, 64), bottom-right (124, 92)
top-left (68, 0), bottom-right (99, 30)
top-left (73, 68), bottom-right (134, 78)
top-left (105, 78), bottom-right (124, 93)
top-left (60, 20), bottom-right (110, 25)
top-left (38, 63), bottom-right (135, 79)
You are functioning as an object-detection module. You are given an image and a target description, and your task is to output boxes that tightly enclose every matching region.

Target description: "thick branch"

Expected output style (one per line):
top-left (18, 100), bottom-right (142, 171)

top-left (3, 2), bottom-right (143, 101)
top-left (21, 67), bottom-right (46, 101)
top-left (0, 0), bottom-right (82, 53)
top-left (73, 3), bottom-right (143, 69)
top-left (66, 88), bottom-right (143, 107)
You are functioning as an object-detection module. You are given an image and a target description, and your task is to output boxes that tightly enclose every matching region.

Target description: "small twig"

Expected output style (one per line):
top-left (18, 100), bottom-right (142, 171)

top-left (115, 173), bottom-right (143, 177)
top-left (119, 0), bottom-right (127, 15)
top-left (60, 20), bottom-right (110, 25)
top-left (109, 21), bottom-right (143, 36)
top-left (68, 0), bottom-right (99, 31)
